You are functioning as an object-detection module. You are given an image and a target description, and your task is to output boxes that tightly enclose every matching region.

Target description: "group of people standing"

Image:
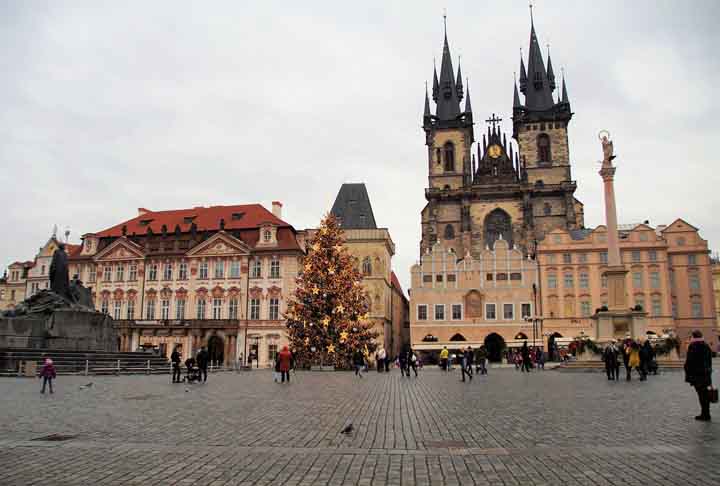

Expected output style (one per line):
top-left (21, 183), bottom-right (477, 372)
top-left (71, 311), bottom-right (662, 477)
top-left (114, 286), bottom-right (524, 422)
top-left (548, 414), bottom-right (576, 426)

top-left (171, 346), bottom-right (209, 384)
top-left (507, 342), bottom-right (545, 372)
top-left (437, 346), bottom-right (489, 382)
top-left (602, 338), bottom-right (657, 381)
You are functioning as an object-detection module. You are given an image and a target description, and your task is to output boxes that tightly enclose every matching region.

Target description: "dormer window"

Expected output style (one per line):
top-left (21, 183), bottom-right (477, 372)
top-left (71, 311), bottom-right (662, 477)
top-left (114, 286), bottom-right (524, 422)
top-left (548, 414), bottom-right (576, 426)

top-left (231, 212), bottom-right (244, 221)
top-left (139, 219), bottom-right (153, 226)
top-left (263, 230), bottom-right (272, 242)
top-left (183, 216), bottom-right (196, 224)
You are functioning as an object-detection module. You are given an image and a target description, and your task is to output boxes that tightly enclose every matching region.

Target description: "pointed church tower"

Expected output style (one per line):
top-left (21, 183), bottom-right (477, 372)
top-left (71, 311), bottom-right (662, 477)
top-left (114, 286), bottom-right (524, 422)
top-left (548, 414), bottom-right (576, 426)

top-left (420, 15), bottom-right (474, 257)
top-left (511, 6), bottom-right (583, 236)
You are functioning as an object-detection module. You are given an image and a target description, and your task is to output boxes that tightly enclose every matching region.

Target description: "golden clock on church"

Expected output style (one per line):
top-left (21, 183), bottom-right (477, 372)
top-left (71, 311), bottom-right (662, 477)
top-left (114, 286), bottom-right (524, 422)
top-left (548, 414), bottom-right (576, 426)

top-left (487, 144), bottom-right (502, 158)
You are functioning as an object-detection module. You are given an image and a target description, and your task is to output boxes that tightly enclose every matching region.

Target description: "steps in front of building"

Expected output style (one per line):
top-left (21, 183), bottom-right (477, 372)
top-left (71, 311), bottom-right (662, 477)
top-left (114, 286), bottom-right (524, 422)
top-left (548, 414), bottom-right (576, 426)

top-left (557, 360), bottom-right (684, 371)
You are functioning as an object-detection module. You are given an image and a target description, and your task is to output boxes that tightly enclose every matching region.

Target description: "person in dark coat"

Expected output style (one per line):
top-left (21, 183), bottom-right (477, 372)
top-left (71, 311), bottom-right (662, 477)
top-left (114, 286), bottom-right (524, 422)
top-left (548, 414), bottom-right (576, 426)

top-left (39, 358), bottom-right (56, 394)
top-left (352, 350), bottom-right (365, 378)
top-left (474, 346), bottom-right (488, 375)
top-left (684, 330), bottom-right (713, 421)
top-left (406, 348), bottom-right (418, 377)
top-left (603, 341), bottom-right (620, 381)
top-left (461, 347), bottom-right (473, 382)
top-left (398, 349), bottom-right (408, 377)
top-left (171, 347), bottom-right (182, 383)
top-left (639, 340), bottom-right (653, 381)
top-left (521, 341), bottom-right (532, 372)
top-left (196, 347), bottom-right (209, 383)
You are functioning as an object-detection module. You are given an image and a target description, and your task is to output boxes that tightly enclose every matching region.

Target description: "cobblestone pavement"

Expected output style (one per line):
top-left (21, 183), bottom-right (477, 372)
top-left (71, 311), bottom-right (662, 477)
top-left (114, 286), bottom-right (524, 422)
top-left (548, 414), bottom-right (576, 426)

top-left (0, 367), bottom-right (718, 485)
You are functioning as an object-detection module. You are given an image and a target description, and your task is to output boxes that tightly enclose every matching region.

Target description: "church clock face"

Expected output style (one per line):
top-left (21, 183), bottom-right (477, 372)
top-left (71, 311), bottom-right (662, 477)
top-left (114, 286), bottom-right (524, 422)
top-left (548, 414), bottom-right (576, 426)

top-left (488, 144), bottom-right (502, 158)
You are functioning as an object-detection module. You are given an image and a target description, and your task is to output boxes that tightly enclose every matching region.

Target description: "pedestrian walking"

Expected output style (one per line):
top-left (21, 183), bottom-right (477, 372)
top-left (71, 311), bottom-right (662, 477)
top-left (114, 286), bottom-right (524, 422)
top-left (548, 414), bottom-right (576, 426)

top-left (603, 342), bottom-right (619, 380)
top-left (439, 346), bottom-right (449, 372)
top-left (475, 346), bottom-right (488, 375)
top-left (626, 341), bottom-right (641, 381)
top-left (521, 341), bottom-right (532, 373)
top-left (278, 346), bottom-right (293, 383)
top-left (39, 358), bottom-right (56, 394)
top-left (376, 348), bottom-right (386, 373)
top-left (684, 330), bottom-right (713, 421)
top-left (171, 346), bottom-right (182, 383)
top-left (384, 352), bottom-right (390, 372)
top-left (461, 347), bottom-right (473, 382)
top-left (353, 349), bottom-right (365, 378)
top-left (536, 348), bottom-right (545, 370)
top-left (407, 348), bottom-right (419, 377)
top-left (273, 351), bottom-right (281, 382)
top-left (639, 339), bottom-right (653, 381)
top-left (196, 346), bottom-right (209, 383)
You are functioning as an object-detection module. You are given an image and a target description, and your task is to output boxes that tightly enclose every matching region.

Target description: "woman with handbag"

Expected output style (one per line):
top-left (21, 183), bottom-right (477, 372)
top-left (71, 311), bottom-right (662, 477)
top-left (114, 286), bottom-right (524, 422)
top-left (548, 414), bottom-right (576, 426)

top-left (684, 330), bottom-right (714, 421)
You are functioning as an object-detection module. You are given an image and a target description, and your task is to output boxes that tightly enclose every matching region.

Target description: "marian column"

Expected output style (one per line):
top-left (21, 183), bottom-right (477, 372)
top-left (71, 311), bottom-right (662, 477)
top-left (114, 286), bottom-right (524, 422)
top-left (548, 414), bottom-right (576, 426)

top-left (594, 132), bottom-right (646, 340)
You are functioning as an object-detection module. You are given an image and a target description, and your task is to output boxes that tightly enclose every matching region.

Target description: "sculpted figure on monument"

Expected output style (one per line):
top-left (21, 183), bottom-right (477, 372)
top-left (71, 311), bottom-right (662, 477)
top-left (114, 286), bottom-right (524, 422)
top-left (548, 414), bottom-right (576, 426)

top-left (49, 243), bottom-right (70, 300)
top-left (599, 131), bottom-right (615, 164)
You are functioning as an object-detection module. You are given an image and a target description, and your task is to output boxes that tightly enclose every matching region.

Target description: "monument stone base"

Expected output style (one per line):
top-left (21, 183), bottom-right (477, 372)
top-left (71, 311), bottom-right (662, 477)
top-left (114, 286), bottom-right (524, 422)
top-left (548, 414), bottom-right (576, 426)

top-left (0, 309), bottom-right (117, 351)
top-left (593, 309), bottom-right (647, 343)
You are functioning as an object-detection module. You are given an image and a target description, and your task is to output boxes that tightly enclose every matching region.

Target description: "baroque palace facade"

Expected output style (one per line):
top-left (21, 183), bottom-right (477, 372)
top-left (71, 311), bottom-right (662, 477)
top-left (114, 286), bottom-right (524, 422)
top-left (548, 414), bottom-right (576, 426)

top-left (67, 202), bottom-right (302, 367)
top-left (409, 15), bottom-right (717, 358)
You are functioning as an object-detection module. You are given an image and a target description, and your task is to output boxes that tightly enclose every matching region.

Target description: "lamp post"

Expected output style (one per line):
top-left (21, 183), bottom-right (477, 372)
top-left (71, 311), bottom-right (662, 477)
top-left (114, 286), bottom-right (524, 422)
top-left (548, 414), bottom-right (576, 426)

top-left (253, 336), bottom-right (260, 369)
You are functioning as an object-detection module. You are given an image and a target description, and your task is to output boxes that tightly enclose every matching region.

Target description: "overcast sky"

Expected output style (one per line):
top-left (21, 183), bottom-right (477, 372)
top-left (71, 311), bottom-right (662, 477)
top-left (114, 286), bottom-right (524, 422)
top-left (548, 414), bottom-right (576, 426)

top-left (1, 0), bottom-right (719, 292)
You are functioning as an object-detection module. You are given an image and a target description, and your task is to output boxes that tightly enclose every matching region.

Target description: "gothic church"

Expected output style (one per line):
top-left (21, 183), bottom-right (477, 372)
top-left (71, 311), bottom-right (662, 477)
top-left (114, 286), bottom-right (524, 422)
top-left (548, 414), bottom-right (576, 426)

top-left (420, 15), bottom-right (584, 258)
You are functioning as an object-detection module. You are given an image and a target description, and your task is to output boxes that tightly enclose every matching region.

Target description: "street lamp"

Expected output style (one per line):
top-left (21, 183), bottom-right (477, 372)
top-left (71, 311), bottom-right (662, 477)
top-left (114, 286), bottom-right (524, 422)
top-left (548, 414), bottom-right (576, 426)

top-left (253, 336), bottom-right (260, 369)
top-left (524, 315), bottom-right (545, 350)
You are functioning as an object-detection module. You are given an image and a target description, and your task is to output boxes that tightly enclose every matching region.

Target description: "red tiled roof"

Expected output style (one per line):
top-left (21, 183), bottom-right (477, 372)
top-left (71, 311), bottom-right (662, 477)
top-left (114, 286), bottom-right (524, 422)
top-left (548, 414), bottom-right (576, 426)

top-left (66, 244), bottom-right (82, 258)
top-left (94, 204), bottom-right (289, 238)
top-left (391, 271), bottom-right (406, 299)
top-left (9, 261), bottom-right (34, 268)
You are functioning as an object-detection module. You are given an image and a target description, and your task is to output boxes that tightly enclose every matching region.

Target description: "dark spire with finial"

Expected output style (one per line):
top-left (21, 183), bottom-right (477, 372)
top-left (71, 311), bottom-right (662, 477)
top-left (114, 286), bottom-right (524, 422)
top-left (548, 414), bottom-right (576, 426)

top-left (464, 80), bottom-right (472, 115)
top-left (424, 82), bottom-right (431, 117)
top-left (519, 50), bottom-right (528, 94)
top-left (561, 68), bottom-right (570, 105)
top-left (513, 72), bottom-right (522, 110)
top-left (432, 61), bottom-right (439, 102)
top-left (546, 44), bottom-right (556, 91)
top-left (522, 3), bottom-right (554, 111)
top-left (456, 59), bottom-right (464, 102)
top-left (435, 13), bottom-right (462, 121)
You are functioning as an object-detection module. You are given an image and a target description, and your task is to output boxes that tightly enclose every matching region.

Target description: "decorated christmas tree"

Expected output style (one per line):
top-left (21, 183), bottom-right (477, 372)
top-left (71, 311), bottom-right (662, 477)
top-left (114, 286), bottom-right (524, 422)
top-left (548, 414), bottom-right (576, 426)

top-left (285, 214), bottom-right (378, 368)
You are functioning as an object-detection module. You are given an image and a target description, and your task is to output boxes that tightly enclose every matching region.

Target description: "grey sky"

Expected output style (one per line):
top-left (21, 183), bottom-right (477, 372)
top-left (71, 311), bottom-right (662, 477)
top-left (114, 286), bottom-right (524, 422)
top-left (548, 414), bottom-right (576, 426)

top-left (1, 0), bottom-right (719, 292)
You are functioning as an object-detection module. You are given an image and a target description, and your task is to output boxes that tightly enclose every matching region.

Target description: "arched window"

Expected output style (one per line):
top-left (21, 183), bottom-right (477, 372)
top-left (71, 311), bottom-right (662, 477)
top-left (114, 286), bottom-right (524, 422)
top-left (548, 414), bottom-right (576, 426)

top-left (362, 257), bottom-right (372, 276)
top-left (537, 133), bottom-right (551, 164)
top-left (444, 224), bottom-right (455, 240)
top-left (443, 142), bottom-right (455, 172)
top-left (533, 71), bottom-right (543, 89)
top-left (483, 208), bottom-right (513, 250)
top-left (449, 333), bottom-right (467, 342)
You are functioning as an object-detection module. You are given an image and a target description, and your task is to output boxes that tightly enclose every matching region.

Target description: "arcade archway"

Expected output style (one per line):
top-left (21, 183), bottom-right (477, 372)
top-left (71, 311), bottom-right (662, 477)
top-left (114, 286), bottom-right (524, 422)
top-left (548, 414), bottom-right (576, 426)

top-left (484, 333), bottom-right (506, 362)
top-left (207, 335), bottom-right (225, 366)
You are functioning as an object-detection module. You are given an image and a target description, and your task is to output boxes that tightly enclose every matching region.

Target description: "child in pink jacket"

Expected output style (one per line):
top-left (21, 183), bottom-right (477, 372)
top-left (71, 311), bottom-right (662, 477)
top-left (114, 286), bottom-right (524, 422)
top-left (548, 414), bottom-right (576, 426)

top-left (39, 358), bottom-right (56, 394)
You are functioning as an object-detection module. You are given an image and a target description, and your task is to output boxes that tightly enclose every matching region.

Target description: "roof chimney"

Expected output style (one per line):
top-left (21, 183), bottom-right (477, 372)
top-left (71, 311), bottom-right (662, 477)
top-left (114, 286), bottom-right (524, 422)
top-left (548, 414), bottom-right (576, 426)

top-left (138, 208), bottom-right (150, 216)
top-left (272, 201), bottom-right (283, 219)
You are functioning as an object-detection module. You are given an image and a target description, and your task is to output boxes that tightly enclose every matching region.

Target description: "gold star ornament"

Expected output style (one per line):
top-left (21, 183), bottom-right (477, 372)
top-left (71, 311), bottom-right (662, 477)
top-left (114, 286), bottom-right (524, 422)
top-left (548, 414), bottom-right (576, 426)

top-left (327, 344), bottom-right (335, 353)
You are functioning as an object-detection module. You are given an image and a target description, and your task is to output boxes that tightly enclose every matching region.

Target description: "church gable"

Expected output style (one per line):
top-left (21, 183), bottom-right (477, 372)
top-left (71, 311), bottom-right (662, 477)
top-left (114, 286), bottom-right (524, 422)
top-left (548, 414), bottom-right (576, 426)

top-left (186, 232), bottom-right (250, 257)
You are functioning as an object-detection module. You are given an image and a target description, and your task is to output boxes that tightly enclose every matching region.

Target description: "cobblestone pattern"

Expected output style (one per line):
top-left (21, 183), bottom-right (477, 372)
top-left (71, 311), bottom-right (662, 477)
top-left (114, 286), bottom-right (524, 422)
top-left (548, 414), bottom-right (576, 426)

top-left (0, 368), bottom-right (718, 485)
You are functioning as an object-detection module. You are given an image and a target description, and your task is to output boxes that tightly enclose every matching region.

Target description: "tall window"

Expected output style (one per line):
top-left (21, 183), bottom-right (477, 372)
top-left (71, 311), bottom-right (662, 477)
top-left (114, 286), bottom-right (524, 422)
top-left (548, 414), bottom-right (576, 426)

top-left (177, 262), bottom-right (187, 280)
top-left (652, 297), bottom-right (661, 316)
top-left (228, 298), bottom-right (238, 319)
top-left (632, 271), bottom-right (643, 288)
top-left (434, 304), bottom-right (445, 320)
top-left (268, 343), bottom-right (278, 363)
top-left (269, 298), bottom-right (279, 320)
top-left (148, 264), bottom-right (157, 281)
top-left (564, 273), bottom-right (574, 288)
top-left (483, 209), bottom-right (513, 250)
top-left (443, 142), bottom-right (454, 172)
top-left (688, 254), bottom-right (697, 265)
top-left (692, 300), bottom-right (702, 318)
top-left (146, 300), bottom-right (156, 319)
top-left (176, 299), bottom-right (186, 320)
top-left (101, 300), bottom-right (109, 314)
top-left (230, 261), bottom-right (240, 279)
top-left (579, 272), bottom-right (589, 289)
top-left (580, 301), bottom-right (591, 317)
top-left (263, 229), bottom-right (272, 242)
top-left (444, 224), bottom-right (455, 240)
top-left (600, 252), bottom-right (608, 264)
top-left (270, 259), bottom-right (280, 279)
top-left (578, 253), bottom-right (588, 263)
top-left (128, 264), bottom-right (137, 281)
top-left (451, 304), bottom-right (462, 320)
top-left (196, 299), bottom-right (206, 319)
top-left (199, 262), bottom-right (208, 280)
top-left (634, 297), bottom-right (645, 311)
top-left (485, 303), bottom-right (496, 320)
top-left (126, 300), bottom-right (135, 319)
top-left (563, 253), bottom-right (572, 264)
top-left (113, 301), bottom-right (122, 320)
top-left (103, 265), bottom-right (112, 282)
top-left (417, 305), bottom-right (428, 320)
top-left (521, 303), bottom-right (532, 319)
top-left (537, 133), bottom-right (551, 163)
top-left (251, 260), bottom-right (262, 278)
top-left (161, 299), bottom-right (170, 320)
top-left (214, 261), bottom-right (224, 279)
top-left (503, 303), bottom-right (514, 320)
top-left (689, 273), bottom-right (700, 290)
top-left (547, 274), bottom-right (557, 289)
top-left (650, 272), bottom-right (660, 289)
top-left (250, 298), bottom-right (260, 320)
top-left (362, 257), bottom-right (372, 276)
top-left (632, 251), bottom-right (641, 262)
top-left (212, 298), bottom-right (222, 319)
top-left (564, 300), bottom-right (574, 317)
top-left (115, 264), bottom-right (124, 282)
top-left (649, 250), bottom-right (657, 262)
top-left (601, 275), bottom-right (608, 288)
top-left (163, 263), bottom-right (173, 281)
